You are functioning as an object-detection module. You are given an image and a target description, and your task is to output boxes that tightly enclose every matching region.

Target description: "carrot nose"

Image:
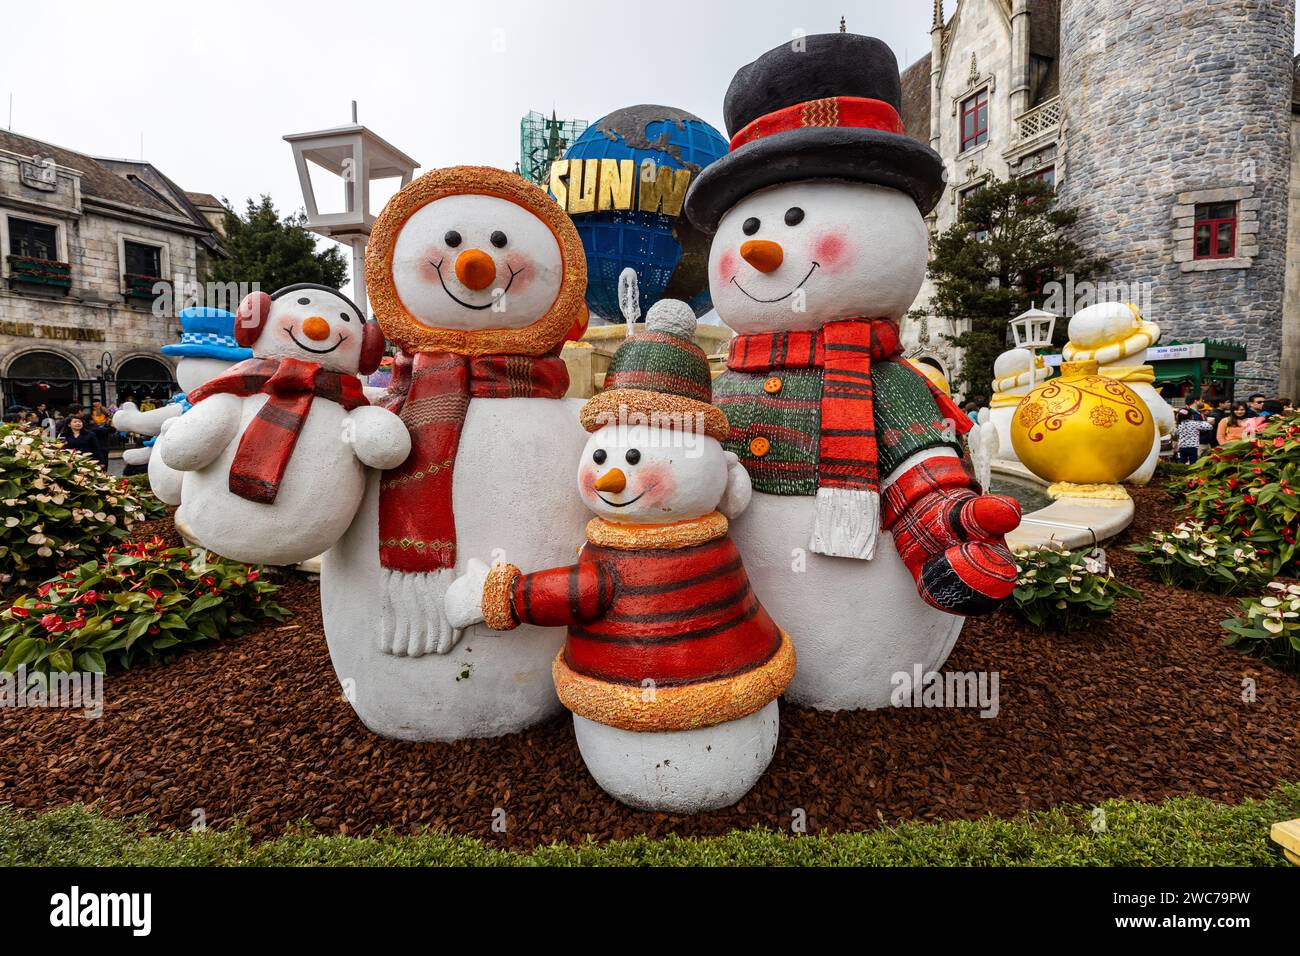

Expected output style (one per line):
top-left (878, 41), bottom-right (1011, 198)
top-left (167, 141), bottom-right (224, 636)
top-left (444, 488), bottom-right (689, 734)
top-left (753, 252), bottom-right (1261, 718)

top-left (594, 468), bottom-right (627, 493)
top-left (740, 239), bottom-right (784, 273)
top-left (301, 316), bottom-right (331, 341)
top-left (455, 249), bottom-right (497, 290)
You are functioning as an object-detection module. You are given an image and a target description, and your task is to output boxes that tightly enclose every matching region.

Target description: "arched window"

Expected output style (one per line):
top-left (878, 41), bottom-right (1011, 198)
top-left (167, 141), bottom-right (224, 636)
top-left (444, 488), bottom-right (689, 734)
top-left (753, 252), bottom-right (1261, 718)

top-left (114, 356), bottom-right (176, 405)
top-left (8, 350), bottom-right (79, 381)
top-left (3, 350), bottom-right (80, 412)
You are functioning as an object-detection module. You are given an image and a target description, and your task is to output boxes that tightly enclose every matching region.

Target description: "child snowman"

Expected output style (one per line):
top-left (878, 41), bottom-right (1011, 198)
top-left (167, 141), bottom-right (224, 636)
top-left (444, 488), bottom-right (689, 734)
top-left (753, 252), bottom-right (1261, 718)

top-left (682, 32), bottom-right (1021, 712)
top-left (446, 301), bottom-right (794, 813)
top-left (112, 307), bottom-right (254, 503)
top-left (157, 284), bottom-right (410, 565)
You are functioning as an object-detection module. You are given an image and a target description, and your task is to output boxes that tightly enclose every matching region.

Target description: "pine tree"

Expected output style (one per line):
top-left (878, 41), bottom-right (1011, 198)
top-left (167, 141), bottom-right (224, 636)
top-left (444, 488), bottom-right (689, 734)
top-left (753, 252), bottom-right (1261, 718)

top-left (919, 176), bottom-right (1108, 398)
top-left (209, 196), bottom-right (349, 292)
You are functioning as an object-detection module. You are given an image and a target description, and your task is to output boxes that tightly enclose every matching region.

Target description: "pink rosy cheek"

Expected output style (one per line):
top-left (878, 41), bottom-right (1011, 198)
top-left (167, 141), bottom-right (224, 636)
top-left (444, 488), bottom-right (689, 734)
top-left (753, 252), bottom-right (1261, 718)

top-left (577, 464), bottom-right (598, 500)
top-left (811, 230), bottom-right (851, 271)
top-left (503, 252), bottom-right (536, 293)
top-left (632, 461), bottom-right (677, 509)
top-left (716, 249), bottom-right (738, 284)
top-left (417, 248), bottom-right (445, 284)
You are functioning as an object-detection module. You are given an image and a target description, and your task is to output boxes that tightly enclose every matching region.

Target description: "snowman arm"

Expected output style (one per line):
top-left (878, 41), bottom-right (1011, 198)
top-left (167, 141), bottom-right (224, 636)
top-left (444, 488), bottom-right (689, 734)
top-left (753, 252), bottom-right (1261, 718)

top-left (479, 557), bottom-right (616, 631)
top-left (345, 405), bottom-right (412, 470)
top-left (881, 450), bottom-right (1021, 615)
top-left (718, 451), bottom-right (753, 519)
top-left (157, 396), bottom-right (242, 471)
top-left (112, 402), bottom-right (181, 437)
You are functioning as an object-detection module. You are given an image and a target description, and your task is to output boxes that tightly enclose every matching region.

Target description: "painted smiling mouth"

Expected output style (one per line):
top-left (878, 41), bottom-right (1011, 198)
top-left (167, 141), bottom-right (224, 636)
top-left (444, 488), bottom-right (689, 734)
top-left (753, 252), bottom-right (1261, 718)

top-left (285, 327), bottom-right (344, 354)
top-left (430, 258), bottom-right (523, 310)
top-left (596, 489), bottom-right (648, 508)
top-left (732, 261), bottom-right (820, 303)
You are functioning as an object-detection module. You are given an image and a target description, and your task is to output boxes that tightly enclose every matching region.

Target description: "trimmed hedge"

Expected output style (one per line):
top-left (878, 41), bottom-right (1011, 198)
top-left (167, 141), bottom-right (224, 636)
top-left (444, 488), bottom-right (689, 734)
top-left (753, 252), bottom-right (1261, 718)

top-left (3, 782), bottom-right (1297, 866)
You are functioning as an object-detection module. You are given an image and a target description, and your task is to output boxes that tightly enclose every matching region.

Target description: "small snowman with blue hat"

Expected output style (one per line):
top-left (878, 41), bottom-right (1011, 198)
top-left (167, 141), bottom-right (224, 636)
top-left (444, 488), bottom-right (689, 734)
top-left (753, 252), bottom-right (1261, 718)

top-left (113, 306), bottom-right (253, 503)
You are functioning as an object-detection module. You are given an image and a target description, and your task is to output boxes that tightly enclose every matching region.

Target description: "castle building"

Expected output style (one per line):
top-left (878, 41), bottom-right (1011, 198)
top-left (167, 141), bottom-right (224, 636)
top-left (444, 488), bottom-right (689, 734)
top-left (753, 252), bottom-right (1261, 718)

top-left (0, 129), bottom-right (226, 413)
top-left (900, 0), bottom-right (1298, 402)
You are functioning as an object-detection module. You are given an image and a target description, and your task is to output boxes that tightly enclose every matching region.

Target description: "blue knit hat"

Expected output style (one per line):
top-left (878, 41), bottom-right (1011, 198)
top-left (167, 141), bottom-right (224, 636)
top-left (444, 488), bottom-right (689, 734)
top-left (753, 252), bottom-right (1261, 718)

top-left (161, 307), bottom-right (254, 362)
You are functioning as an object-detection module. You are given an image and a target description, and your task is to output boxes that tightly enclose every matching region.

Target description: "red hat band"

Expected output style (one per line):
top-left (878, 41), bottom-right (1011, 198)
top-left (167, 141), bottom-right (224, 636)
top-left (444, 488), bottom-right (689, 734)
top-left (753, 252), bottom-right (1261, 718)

top-left (729, 96), bottom-right (905, 152)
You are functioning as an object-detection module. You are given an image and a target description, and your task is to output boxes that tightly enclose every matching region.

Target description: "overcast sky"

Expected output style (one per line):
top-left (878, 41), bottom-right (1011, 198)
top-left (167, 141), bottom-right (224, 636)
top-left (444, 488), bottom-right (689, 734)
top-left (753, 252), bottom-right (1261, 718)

top-left (3, 1), bottom-right (1298, 298)
top-left (2, 1), bottom-right (935, 294)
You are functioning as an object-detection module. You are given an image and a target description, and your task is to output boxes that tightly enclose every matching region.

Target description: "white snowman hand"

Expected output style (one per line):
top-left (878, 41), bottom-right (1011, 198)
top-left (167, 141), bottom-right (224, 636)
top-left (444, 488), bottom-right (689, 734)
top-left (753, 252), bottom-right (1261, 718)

top-left (345, 405), bottom-right (412, 471)
top-left (444, 558), bottom-right (490, 634)
top-left (717, 451), bottom-right (753, 519)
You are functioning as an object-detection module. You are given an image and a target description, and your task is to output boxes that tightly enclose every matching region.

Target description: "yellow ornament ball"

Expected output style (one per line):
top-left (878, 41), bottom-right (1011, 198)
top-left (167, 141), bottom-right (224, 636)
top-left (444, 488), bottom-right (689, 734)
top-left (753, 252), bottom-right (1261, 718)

top-left (1010, 360), bottom-right (1154, 485)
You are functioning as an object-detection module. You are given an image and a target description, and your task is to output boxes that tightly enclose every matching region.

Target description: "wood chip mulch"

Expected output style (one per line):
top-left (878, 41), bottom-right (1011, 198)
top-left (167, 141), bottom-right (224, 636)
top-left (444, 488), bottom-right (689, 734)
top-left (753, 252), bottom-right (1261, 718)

top-left (2, 486), bottom-right (1297, 848)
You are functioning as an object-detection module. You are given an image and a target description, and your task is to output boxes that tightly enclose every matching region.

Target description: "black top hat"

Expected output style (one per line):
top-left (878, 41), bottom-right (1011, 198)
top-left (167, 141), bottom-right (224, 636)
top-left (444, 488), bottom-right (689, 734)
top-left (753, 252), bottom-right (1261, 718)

top-left (684, 33), bottom-right (946, 233)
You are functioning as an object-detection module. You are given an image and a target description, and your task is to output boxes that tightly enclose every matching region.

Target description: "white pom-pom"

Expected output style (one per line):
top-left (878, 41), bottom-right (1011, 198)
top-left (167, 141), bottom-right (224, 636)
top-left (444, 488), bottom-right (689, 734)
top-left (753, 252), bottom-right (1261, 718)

top-left (645, 299), bottom-right (697, 340)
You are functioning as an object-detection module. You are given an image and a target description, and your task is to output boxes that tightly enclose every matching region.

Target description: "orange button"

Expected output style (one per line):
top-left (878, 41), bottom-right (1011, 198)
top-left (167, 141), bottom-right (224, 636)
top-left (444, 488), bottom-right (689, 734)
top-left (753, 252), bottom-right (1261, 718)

top-left (749, 436), bottom-right (771, 457)
top-left (763, 376), bottom-right (783, 394)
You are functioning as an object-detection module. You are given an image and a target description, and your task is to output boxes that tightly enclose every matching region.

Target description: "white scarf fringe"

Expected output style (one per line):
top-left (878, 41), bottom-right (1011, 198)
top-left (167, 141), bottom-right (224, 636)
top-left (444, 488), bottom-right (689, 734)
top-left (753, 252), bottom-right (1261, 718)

top-left (810, 487), bottom-right (880, 560)
top-left (378, 567), bottom-right (459, 657)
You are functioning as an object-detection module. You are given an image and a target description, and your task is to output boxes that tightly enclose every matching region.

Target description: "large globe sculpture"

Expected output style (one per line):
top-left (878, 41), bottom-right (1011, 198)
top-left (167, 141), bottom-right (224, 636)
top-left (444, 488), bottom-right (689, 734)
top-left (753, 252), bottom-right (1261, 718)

top-left (552, 105), bottom-right (727, 323)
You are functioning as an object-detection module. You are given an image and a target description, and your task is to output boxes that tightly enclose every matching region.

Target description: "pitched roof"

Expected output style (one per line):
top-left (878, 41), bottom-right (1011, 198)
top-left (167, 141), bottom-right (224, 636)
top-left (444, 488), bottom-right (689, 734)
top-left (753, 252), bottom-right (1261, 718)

top-left (0, 129), bottom-right (189, 220)
top-left (185, 191), bottom-right (225, 209)
top-left (900, 53), bottom-right (933, 144)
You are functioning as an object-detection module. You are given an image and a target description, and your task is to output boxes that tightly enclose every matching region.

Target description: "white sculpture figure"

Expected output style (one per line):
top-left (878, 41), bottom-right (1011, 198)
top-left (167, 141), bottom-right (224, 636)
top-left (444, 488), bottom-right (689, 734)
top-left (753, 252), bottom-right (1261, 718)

top-left (682, 33), bottom-right (1021, 711)
top-left (158, 284), bottom-right (408, 565)
top-left (989, 347), bottom-right (1052, 465)
top-left (1062, 302), bottom-right (1175, 485)
top-left (447, 301), bottom-right (794, 812)
top-left (968, 407), bottom-right (1000, 495)
top-left (111, 307), bottom-right (253, 502)
top-left (318, 166), bottom-right (592, 741)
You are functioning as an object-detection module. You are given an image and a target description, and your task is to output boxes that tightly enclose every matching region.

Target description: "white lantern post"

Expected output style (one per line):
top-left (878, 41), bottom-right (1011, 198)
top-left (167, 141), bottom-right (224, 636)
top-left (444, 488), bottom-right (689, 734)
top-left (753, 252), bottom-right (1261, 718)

top-left (1009, 304), bottom-right (1057, 381)
top-left (284, 110), bottom-right (418, 315)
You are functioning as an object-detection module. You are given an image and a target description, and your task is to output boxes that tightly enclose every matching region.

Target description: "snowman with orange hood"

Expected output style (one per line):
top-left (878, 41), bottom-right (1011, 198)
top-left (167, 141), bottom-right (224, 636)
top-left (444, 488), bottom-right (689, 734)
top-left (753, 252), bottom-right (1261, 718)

top-left (315, 167), bottom-right (593, 741)
top-left (157, 284), bottom-right (409, 566)
top-left (683, 33), bottom-right (1022, 711)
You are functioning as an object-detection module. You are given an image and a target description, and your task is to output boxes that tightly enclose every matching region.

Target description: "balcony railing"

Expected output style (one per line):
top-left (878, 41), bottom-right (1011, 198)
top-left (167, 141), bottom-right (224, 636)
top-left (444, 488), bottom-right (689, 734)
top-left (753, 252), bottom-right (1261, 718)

top-left (1015, 95), bottom-right (1060, 142)
top-left (6, 254), bottom-right (72, 291)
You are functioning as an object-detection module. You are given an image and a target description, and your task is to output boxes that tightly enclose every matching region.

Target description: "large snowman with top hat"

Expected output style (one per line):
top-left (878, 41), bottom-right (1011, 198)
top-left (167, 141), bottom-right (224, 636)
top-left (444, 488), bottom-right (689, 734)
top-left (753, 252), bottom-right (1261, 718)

top-left (684, 32), bottom-right (1022, 711)
top-left (112, 307), bottom-right (254, 504)
top-left (319, 166), bottom-right (593, 741)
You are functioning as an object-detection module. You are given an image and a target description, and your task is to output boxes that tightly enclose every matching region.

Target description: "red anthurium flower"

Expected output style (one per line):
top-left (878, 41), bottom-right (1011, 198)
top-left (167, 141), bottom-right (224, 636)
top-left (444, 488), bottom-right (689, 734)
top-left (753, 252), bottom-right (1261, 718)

top-left (9, 607), bottom-right (29, 619)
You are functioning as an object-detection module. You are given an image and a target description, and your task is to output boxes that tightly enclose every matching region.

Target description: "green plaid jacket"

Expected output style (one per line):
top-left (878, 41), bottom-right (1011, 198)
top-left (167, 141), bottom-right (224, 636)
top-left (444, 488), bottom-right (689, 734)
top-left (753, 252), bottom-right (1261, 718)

top-left (713, 359), bottom-right (964, 496)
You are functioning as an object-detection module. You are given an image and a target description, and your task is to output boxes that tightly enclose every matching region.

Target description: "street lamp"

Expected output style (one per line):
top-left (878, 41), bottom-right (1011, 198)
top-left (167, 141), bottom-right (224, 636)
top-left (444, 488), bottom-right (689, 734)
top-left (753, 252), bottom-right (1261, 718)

top-left (1009, 304), bottom-right (1057, 375)
top-left (284, 106), bottom-right (419, 315)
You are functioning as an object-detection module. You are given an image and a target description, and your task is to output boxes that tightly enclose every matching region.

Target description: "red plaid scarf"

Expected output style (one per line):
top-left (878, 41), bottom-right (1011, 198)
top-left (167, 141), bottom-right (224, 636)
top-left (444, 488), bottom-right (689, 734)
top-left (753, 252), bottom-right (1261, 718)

top-left (378, 349), bottom-right (569, 573)
top-left (188, 357), bottom-right (368, 504)
top-left (726, 319), bottom-right (969, 497)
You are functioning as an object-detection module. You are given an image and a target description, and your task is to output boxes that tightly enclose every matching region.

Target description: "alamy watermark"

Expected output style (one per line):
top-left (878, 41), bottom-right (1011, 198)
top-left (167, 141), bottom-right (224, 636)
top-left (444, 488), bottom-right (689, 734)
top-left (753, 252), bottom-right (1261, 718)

top-left (890, 664), bottom-right (999, 718)
top-left (151, 275), bottom-right (260, 319)
top-left (0, 666), bottom-right (103, 718)
top-left (1041, 275), bottom-right (1154, 318)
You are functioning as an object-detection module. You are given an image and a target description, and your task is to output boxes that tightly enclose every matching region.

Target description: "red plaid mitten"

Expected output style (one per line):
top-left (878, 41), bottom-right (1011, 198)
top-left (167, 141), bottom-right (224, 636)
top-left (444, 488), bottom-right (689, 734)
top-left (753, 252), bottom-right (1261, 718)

top-left (882, 456), bottom-right (1020, 615)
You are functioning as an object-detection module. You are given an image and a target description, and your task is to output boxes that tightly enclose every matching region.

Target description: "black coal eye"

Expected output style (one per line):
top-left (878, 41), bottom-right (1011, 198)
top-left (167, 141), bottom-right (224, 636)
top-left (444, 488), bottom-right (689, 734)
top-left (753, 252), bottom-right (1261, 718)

top-left (784, 206), bottom-right (805, 226)
top-left (593, 449), bottom-right (607, 464)
top-left (339, 312), bottom-right (351, 323)
top-left (444, 230), bottom-right (462, 248)
top-left (490, 230), bottom-right (508, 248)
top-left (296, 297), bottom-right (310, 305)
top-left (742, 217), bottom-right (760, 236)
top-left (625, 448), bottom-right (641, 465)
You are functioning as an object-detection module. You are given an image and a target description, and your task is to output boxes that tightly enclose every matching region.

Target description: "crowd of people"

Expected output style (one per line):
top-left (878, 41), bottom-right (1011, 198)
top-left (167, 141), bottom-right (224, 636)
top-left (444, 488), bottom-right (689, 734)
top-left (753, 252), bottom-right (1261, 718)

top-left (1172, 392), bottom-right (1294, 464)
top-left (3, 399), bottom-right (117, 468)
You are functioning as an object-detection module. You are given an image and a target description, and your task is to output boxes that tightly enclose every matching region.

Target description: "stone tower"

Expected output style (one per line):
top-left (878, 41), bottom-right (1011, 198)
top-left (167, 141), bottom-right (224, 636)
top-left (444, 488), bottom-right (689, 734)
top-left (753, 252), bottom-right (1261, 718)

top-left (1057, 0), bottom-right (1295, 398)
